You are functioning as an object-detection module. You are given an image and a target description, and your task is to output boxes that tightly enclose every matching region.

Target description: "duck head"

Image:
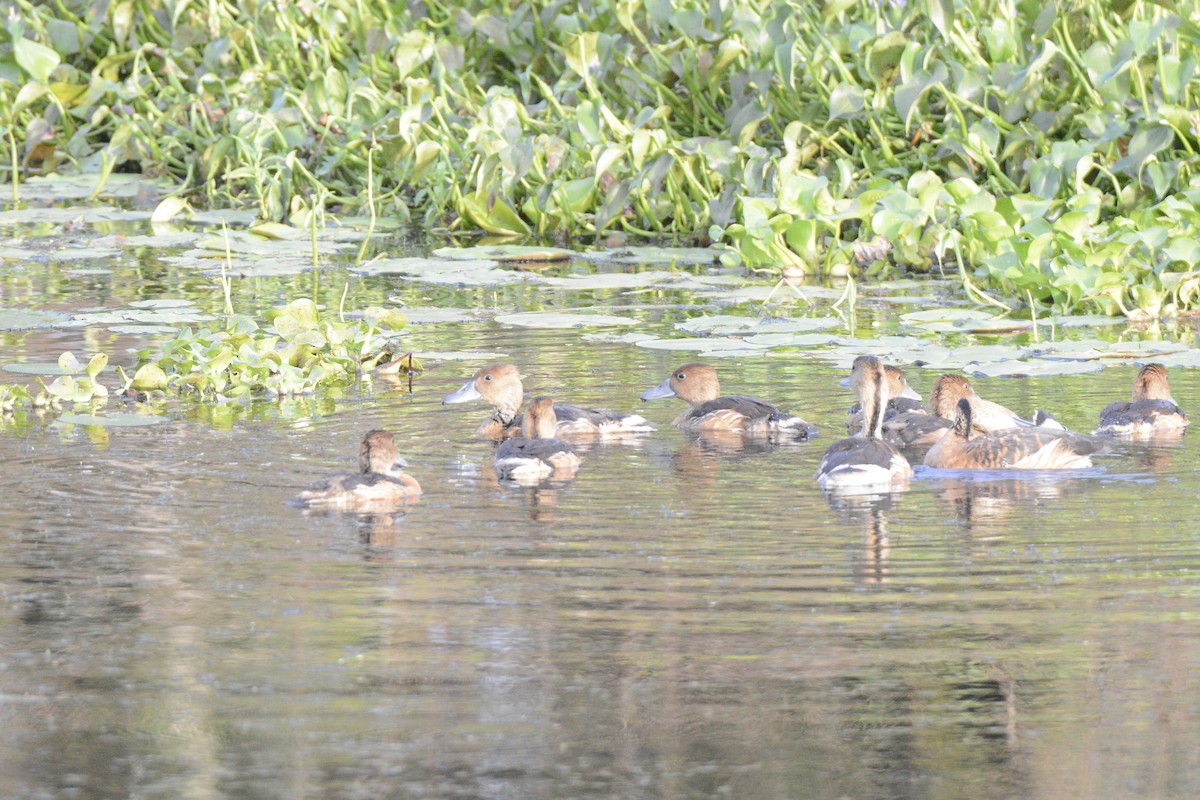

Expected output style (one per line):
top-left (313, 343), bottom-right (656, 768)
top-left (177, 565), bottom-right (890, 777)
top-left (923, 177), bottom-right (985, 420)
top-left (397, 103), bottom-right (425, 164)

top-left (641, 363), bottom-right (721, 404)
top-left (443, 363), bottom-right (524, 418)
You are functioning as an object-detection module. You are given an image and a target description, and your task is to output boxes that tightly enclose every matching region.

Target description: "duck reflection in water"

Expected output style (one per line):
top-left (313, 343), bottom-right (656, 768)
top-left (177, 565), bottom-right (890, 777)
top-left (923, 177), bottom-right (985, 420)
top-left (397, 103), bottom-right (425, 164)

top-left (937, 473), bottom-right (1071, 530)
top-left (824, 490), bottom-right (900, 586)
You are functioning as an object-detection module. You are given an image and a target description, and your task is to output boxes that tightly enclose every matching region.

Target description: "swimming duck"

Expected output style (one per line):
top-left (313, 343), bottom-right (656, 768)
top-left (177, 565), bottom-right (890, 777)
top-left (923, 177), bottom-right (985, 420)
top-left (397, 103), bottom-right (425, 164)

top-left (845, 364), bottom-right (923, 415)
top-left (924, 398), bottom-right (1106, 470)
top-left (1094, 363), bottom-right (1189, 438)
top-left (929, 374), bottom-right (1038, 431)
top-left (494, 396), bottom-right (583, 482)
top-left (815, 355), bottom-right (912, 490)
top-left (294, 430), bottom-right (421, 511)
top-left (845, 363), bottom-right (951, 449)
top-left (442, 363), bottom-right (653, 439)
top-left (640, 363), bottom-right (817, 437)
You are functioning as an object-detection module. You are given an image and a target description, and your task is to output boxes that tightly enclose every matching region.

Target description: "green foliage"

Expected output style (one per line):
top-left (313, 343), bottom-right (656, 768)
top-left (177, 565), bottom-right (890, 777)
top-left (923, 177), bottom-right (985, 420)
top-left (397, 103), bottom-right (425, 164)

top-left (0, 299), bottom-right (406, 420)
top-left (3, 1), bottom-right (1200, 315)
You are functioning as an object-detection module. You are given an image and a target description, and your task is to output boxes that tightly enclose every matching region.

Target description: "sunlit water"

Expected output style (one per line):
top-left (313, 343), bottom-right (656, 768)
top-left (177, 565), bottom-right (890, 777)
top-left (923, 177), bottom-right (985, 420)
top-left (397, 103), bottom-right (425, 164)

top-left (2, 223), bottom-right (1200, 799)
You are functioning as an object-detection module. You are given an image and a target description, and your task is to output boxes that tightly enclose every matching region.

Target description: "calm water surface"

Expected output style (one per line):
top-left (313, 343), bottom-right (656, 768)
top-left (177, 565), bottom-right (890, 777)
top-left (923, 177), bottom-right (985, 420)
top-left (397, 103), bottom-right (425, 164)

top-left (2, 231), bottom-right (1200, 799)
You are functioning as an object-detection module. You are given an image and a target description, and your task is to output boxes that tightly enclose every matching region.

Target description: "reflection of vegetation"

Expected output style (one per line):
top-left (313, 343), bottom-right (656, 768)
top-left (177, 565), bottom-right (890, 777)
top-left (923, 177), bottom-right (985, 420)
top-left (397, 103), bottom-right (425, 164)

top-left (0, 299), bottom-right (409, 421)
top-left (5, 2), bottom-right (1200, 315)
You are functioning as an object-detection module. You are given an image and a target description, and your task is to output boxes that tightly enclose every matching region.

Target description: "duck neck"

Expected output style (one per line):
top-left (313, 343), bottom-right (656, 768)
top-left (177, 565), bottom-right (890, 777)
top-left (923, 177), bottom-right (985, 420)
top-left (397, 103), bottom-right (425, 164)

top-left (860, 373), bottom-right (888, 440)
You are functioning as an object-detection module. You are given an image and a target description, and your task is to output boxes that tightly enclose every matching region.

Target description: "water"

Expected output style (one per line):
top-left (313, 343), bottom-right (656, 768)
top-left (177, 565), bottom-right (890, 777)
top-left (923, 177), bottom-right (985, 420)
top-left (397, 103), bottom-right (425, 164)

top-left (2, 225), bottom-right (1200, 798)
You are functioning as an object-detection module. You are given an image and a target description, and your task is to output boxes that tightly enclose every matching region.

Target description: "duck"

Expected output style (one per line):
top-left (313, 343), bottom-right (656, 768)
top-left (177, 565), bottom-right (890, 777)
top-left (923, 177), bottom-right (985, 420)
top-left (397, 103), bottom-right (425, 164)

top-left (1094, 363), bottom-right (1189, 438)
top-left (929, 374), bottom-right (1039, 431)
top-left (494, 396), bottom-right (583, 482)
top-left (924, 398), bottom-right (1106, 470)
top-left (844, 363), bottom-right (951, 449)
top-left (442, 363), bottom-right (653, 439)
top-left (294, 430), bottom-right (421, 511)
top-left (815, 355), bottom-right (912, 490)
top-left (640, 362), bottom-right (817, 437)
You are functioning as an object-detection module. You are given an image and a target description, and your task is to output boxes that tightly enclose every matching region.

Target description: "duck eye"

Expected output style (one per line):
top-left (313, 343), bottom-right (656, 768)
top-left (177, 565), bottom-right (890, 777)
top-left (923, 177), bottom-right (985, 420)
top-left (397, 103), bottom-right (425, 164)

top-left (484, 374), bottom-right (493, 381)
top-left (676, 372), bottom-right (686, 380)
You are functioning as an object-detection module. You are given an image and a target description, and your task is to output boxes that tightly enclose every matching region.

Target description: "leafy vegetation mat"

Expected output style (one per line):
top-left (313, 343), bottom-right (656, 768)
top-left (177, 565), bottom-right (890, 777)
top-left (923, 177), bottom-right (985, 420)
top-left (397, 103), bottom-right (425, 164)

top-left (4, 0), bottom-right (1200, 319)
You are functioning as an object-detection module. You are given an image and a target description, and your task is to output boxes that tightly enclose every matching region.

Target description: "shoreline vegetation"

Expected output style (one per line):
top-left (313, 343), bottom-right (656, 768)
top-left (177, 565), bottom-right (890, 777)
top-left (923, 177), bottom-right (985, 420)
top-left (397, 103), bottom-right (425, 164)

top-left (3, 1), bottom-right (1200, 317)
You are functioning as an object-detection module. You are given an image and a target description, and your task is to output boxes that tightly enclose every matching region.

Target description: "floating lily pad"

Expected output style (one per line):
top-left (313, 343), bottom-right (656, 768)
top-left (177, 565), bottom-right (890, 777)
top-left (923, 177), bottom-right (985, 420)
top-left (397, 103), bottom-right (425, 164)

top-left (580, 246), bottom-right (720, 266)
top-left (493, 311), bottom-right (638, 328)
top-left (2, 361), bottom-right (68, 375)
top-left (188, 209), bottom-right (259, 227)
top-left (433, 245), bottom-right (575, 263)
top-left (353, 257), bottom-right (528, 286)
top-left (636, 337), bottom-right (769, 351)
top-left (964, 359), bottom-right (1105, 378)
top-left (90, 232), bottom-right (202, 249)
top-left (539, 270), bottom-right (680, 290)
top-left (581, 331), bottom-right (660, 344)
top-left (391, 307), bottom-right (483, 324)
top-left (742, 332), bottom-right (842, 348)
top-left (16, 173), bottom-right (173, 202)
top-left (129, 299), bottom-right (196, 309)
top-left (0, 308), bottom-right (72, 330)
top-left (899, 307), bottom-right (997, 332)
top-left (676, 314), bottom-right (840, 335)
top-left (196, 230), bottom-right (351, 257)
top-left (0, 207), bottom-right (152, 225)
top-left (410, 350), bottom-right (511, 361)
top-left (107, 324), bottom-right (186, 335)
top-left (55, 413), bottom-right (166, 427)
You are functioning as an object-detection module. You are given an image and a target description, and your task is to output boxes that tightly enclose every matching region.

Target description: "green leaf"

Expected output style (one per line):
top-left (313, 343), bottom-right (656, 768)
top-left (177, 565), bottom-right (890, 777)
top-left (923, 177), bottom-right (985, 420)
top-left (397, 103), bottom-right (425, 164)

top-left (925, 0), bottom-right (955, 40)
top-left (131, 363), bottom-right (169, 391)
top-left (828, 84), bottom-right (864, 121)
top-left (14, 37), bottom-right (60, 82)
top-left (85, 353), bottom-right (108, 379)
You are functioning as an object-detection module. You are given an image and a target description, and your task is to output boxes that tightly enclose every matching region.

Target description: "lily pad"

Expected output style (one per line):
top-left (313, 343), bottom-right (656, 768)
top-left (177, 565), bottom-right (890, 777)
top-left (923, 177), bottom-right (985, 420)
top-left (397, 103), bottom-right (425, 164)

top-left (579, 246), bottom-right (720, 266)
top-left (432, 245), bottom-right (575, 263)
top-left (493, 311), bottom-right (638, 328)
top-left (0, 207), bottom-right (152, 225)
top-left (581, 331), bottom-right (660, 344)
top-left (188, 209), bottom-right (259, 227)
top-left (635, 337), bottom-right (769, 351)
top-left (2, 361), bottom-right (69, 376)
top-left (55, 412), bottom-right (166, 427)
top-left (389, 307), bottom-right (484, 324)
top-left (964, 359), bottom-right (1105, 378)
top-left (410, 350), bottom-right (511, 361)
top-left (742, 332), bottom-right (842, 348)
top-left (0, 308), bottom-right (71, 330)
top-left (16, 173), bottom-right (173, 202)
top-left (899, 307), bottom-right (997, 332)
top-left (676, 314), bottom-right (840, 335)
top-left (539, 270), bottom-right (680, 290)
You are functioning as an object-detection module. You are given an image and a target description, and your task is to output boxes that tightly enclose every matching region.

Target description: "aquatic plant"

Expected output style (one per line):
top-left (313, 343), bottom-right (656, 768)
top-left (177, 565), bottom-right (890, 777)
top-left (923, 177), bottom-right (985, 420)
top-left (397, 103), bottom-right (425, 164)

top-left (3, 1), bottom-right (1200, 316)
top-left (0, 298), bottom-right (409, 422)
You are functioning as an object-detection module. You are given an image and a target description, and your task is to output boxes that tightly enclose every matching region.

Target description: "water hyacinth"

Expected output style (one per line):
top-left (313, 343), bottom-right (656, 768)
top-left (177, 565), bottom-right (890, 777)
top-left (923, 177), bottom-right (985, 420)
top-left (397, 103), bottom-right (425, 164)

top-left (3, 1), bottom-right (1200, 316)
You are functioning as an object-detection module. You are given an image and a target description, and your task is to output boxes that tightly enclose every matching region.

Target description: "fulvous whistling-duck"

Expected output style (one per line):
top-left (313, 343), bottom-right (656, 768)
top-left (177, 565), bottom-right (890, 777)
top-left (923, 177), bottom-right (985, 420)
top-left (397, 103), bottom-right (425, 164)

top-left (494, 396), bottom-right (583, 482)
top-left (924, 398), bottom-right (1106, 470)
top-left (816, 355), bottom-right (912, 490)
top-left (640, 362), bottom-right (817, 437)
top-left (442, 363), bottom-right (653, 439)
top-left (1094, 363), bottom-right (1189, 438)
top-left (294, 430), bottom-right (421, 511)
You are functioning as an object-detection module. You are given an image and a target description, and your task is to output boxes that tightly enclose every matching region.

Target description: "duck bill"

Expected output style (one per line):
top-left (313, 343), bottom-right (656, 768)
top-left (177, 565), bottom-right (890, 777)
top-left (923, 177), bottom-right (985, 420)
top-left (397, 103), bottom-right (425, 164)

top-left (640, 378), bottom-right (676, 401)
top-left (900, 384), bottom-right (921, 400)
top-left (838, 376), bottom-right (851, 387)
top-left (442, 380), bottom-right (482, 405)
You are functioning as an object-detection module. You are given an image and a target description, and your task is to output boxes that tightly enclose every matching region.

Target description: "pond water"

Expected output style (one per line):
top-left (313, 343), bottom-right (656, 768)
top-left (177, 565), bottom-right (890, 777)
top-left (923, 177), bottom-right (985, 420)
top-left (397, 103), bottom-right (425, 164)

top-left (2, 195), bottom-right (1200, 798)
